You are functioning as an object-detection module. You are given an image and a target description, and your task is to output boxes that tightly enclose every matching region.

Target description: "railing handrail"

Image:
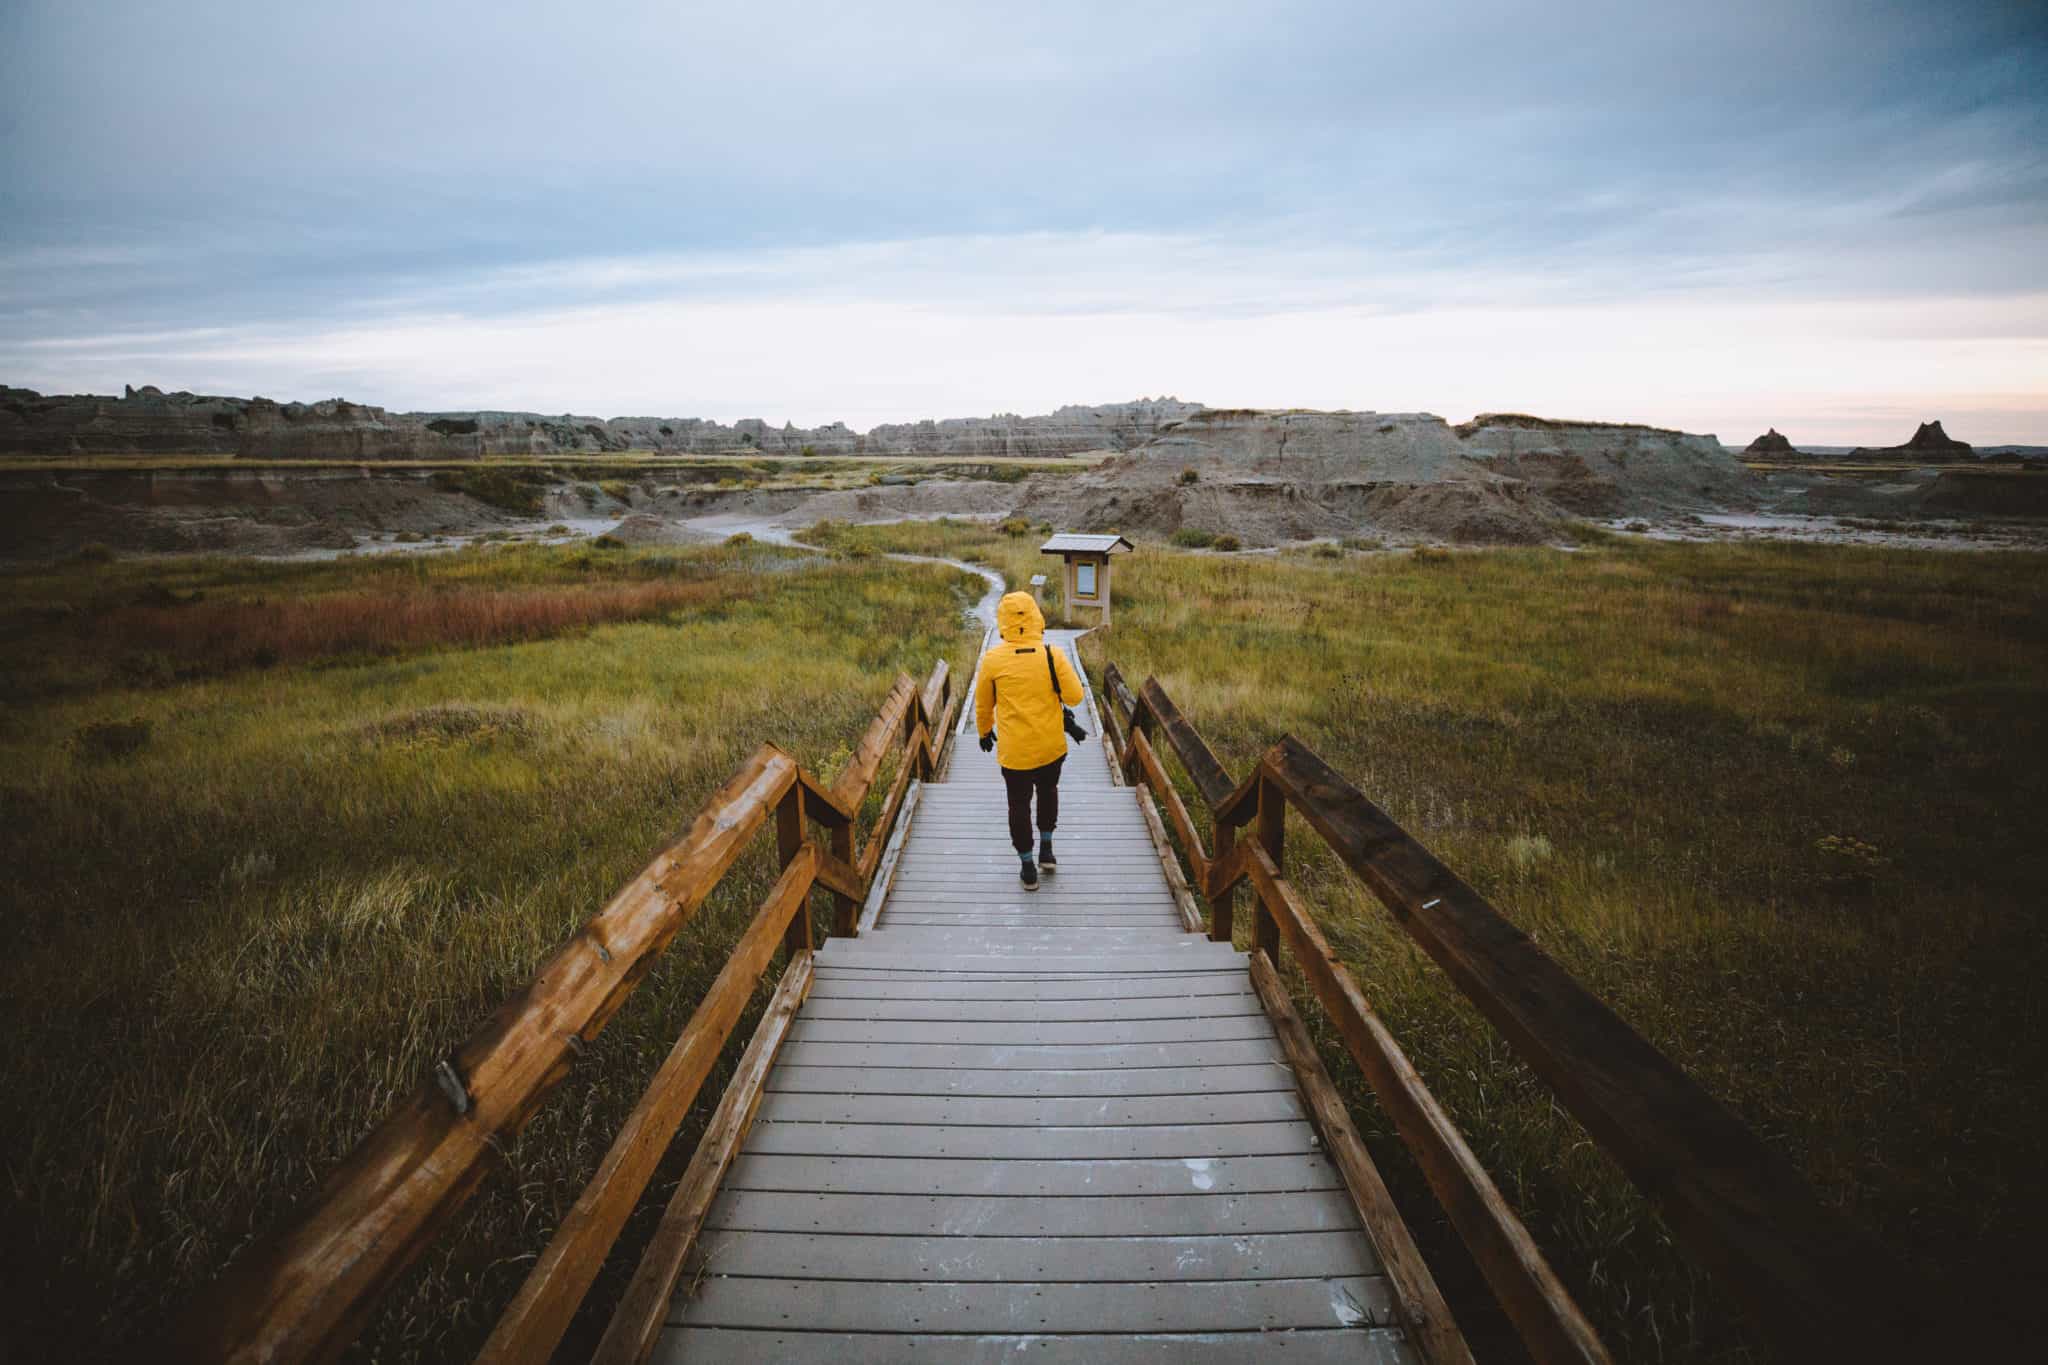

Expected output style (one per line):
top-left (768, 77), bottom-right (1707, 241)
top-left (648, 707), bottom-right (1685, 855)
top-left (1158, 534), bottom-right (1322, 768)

top-left (177, 658), bottom-right (957, 1365)
top-left (1099, 660), bottom-right (1935, 1363)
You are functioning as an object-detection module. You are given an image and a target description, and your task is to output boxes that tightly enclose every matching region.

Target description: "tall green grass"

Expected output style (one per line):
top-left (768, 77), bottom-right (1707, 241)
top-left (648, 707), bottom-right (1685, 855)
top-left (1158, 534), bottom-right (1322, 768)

top-left (0, 542), bottom-right (983, 1362)
top-left (815, 522), bottom-right (2048, 1362)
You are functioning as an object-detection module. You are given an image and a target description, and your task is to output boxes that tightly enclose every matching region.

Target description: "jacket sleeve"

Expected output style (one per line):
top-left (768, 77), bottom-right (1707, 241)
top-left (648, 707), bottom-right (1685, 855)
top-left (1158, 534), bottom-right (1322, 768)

top-left (1052, 646), bottom-right (1084, 706)
top-left (974, 649), bottom-right (997, 736)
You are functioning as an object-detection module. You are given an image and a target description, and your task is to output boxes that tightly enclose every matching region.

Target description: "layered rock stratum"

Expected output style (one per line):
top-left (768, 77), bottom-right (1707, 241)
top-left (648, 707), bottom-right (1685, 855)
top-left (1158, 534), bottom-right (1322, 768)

top-left (1015, 408), bottom-right (1753, 545)
top-left (1744, 428), bottom-right (1799, 456)
top-left (0, 385), bottom-right (1202, 459)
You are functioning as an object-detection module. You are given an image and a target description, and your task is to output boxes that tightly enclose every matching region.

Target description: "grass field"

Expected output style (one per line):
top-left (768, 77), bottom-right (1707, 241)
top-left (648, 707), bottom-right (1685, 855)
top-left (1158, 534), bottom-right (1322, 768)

top-left (0, 540), bottom-right (984, 1361)
top-left (807, 519), bottom-right (2048, 1362)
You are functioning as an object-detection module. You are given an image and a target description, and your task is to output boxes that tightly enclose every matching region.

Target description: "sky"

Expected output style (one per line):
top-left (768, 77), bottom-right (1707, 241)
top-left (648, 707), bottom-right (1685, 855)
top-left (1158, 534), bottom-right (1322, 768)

top-left (2, 0), bottom-right (2044, 444)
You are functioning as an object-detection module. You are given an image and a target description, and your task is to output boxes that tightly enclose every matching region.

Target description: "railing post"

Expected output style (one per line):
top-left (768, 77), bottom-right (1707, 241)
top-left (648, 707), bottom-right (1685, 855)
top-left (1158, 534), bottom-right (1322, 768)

top-left (776, 786), bottom-right (811, 960)
top-left (1210, 820), bottom-right (1237, 944)
top-left (829, 823), bottom-right (858, 937)
top-left (1124, 694), bottom-right (1154, 786)
top-left (1254, 773), bottom-right (1284, 963)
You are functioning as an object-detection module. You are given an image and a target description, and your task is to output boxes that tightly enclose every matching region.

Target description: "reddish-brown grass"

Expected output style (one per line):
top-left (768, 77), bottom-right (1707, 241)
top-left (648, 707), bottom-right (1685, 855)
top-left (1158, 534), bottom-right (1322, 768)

top-left (106, 580), bottom-right (744, 669)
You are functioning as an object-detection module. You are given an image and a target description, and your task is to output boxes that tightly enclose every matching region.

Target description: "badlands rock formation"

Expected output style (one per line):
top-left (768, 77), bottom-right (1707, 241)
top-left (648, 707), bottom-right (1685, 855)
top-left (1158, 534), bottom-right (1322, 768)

top-left (1015, 408), bottom-right (1753, 545)
top-left (0, 385), bottom-right (1200, 459)
top-left (1744, 428), bottom-right (1799, 456)
top-left (1848, 420), bottom-right (1975, 462)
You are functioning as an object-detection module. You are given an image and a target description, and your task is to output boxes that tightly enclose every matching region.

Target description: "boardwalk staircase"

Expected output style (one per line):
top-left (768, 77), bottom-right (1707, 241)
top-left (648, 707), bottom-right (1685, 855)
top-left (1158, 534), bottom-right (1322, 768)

top-left (180, 637), bottom-right (1938, 1364)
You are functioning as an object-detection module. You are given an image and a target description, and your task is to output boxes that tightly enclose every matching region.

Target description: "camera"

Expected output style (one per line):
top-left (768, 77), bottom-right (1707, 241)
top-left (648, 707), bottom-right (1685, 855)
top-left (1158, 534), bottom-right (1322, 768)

top-left (1062, 707), bottom-right (1089, 743)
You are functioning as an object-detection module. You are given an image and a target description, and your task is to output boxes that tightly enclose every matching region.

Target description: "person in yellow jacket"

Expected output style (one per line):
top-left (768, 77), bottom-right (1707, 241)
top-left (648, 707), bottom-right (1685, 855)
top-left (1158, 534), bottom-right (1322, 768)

top-left (975, 591), bottom-right (1085, 889)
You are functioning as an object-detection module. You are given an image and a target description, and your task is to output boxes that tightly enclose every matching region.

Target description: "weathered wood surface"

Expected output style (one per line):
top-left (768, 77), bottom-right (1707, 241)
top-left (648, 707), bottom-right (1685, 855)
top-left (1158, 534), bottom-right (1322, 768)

top-left (655, 1328), bottom-right (1417, 1364)
top-left (178, 656), bottom-right (958, 1365)
top-left (592, 952), bottom-right (814, 1365)
top-left (653, 633), bottom-right (1444, 1363)
top-left (1244, 841), bottom-right (1609, 1365)
top-left (479, 844), bottom-right (819, 1365)
top-left (1250, 949), bottom-right (1476, 1365)
top-left (177, 745), bottom-right (801, 1365)
top-left (1255, 732), bottom-right (1931, 1358)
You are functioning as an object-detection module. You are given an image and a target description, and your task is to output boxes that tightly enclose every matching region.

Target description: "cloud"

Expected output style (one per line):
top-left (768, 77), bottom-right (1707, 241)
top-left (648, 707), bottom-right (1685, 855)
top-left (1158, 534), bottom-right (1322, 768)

top-left (1, 1), bottom-right (2043, 440)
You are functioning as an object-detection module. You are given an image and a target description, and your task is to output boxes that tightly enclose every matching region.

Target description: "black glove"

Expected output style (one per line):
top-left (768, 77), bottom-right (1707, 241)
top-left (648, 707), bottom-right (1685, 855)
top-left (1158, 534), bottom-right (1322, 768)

top-left (979, 731), bottom-right (995, 752)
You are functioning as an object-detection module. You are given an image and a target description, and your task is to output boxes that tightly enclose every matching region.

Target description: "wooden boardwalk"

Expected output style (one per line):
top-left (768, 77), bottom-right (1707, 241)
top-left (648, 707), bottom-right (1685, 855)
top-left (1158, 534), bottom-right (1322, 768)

top-left (659, 633), bottom-right (1423, 1362)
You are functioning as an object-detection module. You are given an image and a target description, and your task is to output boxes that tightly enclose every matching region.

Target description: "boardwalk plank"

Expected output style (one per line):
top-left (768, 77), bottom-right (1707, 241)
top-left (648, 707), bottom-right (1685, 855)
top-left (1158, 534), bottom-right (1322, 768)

top-left (690, 1229), bottom-right (1378, 1281)
top-left (703, 1189), bottom-right (1363, 1238)
top-left (775, 1038), bottom-right (1284, 1071)
top-left (806, 974), bottom-right (1256, 1002)
top-left (754, 1090), bottom-right (1303, 1127)
top-left (675, 1274), bottom-right (1400, 1332)
top-left (783, 1016), bottom-right (1280, 1046)
top-left (723, 1151), bottom-right (1343, 1197)
top-left (654, 1328), bottom-right (1414, 1365)
top-left (765, 1063), bottom-right (1298, 1098)
top-left (745, 1119), bottom-right (1324, 1160)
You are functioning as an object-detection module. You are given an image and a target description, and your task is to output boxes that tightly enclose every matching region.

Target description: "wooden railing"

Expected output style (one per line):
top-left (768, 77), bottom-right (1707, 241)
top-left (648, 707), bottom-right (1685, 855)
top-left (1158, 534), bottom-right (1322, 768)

top-left (1098, 662), bottom-right (1937, 1365)
top-left (177, 659), bottom-right (959, 1365)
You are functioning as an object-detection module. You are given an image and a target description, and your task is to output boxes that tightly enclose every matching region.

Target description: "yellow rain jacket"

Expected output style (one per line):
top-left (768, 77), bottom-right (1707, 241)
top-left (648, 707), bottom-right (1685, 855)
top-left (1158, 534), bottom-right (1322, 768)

top-left (975, 592), bottom-right (1084, 771)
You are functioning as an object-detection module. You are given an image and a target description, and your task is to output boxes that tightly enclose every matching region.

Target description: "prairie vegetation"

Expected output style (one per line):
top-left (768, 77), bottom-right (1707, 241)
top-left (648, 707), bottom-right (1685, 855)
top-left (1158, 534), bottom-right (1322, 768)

top-left (0, 541), bottom-right (982, 1361)
top-left (802, 519), bottom-right (2048, 1362)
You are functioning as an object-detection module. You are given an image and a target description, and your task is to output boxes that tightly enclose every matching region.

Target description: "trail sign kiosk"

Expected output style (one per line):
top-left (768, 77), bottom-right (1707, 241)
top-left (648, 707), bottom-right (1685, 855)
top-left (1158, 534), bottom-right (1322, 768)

top-left (1041, 532), bottom-right (1133, 626)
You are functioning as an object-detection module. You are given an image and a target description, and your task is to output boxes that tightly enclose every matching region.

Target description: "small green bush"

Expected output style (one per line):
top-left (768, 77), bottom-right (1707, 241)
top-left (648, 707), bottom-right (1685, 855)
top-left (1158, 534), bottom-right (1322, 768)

top-left (1170, 529), bottom-right (1218, 549)
top-left (1213, 534), bottom-right (1241, 552)
top-left (1411, 545), bottom-right (1452, 563)
top-left (1311, 542), bottom-right (1343, 559)
top-left (998, 517), bottom-right (1033, 537)
top-left (724, 532), bottom-right (754, 546)
top-left (1179, 467), bottom-right (1200, 485)
top-left (599, 480), bottom-right (633, 503)
top-left (591, 535), bottom-right (625, 549)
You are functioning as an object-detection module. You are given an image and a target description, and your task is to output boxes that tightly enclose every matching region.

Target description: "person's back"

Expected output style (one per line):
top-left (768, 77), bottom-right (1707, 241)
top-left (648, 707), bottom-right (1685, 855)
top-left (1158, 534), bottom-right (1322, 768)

top-left (974, 592), bottom-right (1084, 888)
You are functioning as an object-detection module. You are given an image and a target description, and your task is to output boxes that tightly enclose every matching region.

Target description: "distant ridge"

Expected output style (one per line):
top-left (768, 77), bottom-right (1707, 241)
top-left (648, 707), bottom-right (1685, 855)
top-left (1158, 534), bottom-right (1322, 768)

top-left (0, 384), bottom-right (1203, 459)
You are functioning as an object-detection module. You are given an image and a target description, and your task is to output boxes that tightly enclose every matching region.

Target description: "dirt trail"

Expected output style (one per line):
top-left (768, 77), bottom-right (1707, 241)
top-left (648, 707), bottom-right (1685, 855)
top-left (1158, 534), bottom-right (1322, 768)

top-left (696, 512), bottom-right (1005, 633)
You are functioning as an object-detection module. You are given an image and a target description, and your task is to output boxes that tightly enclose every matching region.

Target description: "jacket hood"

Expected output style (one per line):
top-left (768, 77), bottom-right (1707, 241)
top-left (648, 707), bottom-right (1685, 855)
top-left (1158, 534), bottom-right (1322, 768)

top-left (997, 591), bottom-right (1044, 642)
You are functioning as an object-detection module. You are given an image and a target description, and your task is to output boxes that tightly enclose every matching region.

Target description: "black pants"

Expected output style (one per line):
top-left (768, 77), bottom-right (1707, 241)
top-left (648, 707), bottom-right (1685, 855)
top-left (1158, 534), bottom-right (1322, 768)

top-left (1001, 756), bottom-right (1064, 854)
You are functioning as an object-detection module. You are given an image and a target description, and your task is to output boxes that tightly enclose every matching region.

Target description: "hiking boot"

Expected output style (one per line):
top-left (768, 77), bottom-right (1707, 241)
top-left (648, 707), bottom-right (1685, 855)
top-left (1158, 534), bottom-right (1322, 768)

top-left (1038, 836), bottom-right (1057, 873)
top-left (1019, 856), bottom-right (1039, 891)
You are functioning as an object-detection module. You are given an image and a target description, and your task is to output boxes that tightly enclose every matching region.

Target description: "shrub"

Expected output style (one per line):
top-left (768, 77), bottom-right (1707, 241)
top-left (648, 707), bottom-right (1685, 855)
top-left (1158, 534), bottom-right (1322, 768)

top-left (998, 517), bottom-right (1033, 537)
top-left (545, 524), bottom-right (570, 536)
top-left (591, 535), bottom-right (625, 549)
top-left (1311, 542), bottom-right (1343, 559)
top-left (71, 543), bottom-right (115, 564)
top-left (72, 716), bottom-right (151, 762)
top-left (394, 531), bottom-right (426, 544)
top-left (1179, 467), bottom-right (1200, 485)
top-left (1411, 545), bottom-right (1452, 563)
top-left (799, 444), bottom-right (818, 457)
top-left (1170, 529), bottom-right (1218, 549)
top-left (1213, 534), bottom-right (1241, 552)
top-left (599, 480), bottom-right (633, 503)
top-left (723, 532), bottom-right (754, 546)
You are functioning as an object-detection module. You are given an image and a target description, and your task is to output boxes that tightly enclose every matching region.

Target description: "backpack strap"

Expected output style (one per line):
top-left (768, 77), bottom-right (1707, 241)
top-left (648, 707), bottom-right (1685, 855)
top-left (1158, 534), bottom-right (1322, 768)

top-left (1045, 641), bottom-right (1061, 699)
